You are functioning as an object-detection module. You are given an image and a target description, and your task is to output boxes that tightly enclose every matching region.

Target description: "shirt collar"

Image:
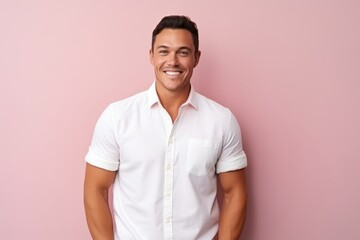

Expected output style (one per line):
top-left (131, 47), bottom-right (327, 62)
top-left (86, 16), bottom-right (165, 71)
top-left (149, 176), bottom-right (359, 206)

top-left (147, 81), bottom-right (198, 110)
top-left (147, 82), bottom-right (159, 108)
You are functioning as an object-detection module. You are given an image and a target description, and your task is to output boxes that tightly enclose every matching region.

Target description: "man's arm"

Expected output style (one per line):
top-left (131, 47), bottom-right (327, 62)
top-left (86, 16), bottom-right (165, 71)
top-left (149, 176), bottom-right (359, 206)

top-left (84, 163), bottom-right (117, 240)
top-left (218, 168), bottom-right (247, 240)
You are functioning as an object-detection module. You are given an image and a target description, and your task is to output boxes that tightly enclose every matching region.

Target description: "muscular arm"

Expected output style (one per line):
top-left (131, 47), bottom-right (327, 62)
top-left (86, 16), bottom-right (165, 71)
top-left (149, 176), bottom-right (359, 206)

top-left (84, 163), bottom-right (117, 240)
top-left (218, 169), bottom-right (247, 240)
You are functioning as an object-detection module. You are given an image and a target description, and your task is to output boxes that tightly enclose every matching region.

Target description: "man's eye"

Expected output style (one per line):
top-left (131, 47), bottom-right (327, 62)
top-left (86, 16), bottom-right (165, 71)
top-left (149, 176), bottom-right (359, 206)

top-left (179, 51), bottom-right (189, 56)
top-left (159, 50), bottom-right (168, 55)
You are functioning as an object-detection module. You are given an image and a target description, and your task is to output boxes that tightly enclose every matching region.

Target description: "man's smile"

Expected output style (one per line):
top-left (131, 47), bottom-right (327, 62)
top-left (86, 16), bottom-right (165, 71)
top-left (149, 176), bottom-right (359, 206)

top-left (163, 70), bottom-right (183, 76)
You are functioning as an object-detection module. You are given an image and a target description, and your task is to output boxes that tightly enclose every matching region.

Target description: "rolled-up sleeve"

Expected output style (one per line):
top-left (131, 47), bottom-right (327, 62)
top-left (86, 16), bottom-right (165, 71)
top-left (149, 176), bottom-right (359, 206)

top-left (216, 111), bottom-right (247, 174)
top-left (85, 104), bottom-right (120, 171)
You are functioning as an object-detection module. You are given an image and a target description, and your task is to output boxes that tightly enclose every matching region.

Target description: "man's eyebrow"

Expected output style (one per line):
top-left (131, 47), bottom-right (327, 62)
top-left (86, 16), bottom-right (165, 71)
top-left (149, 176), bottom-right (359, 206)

top-left (178, 46), bottom-right (192, 51)
top-left (156, 45), bottom-right (169, 49)
top-left (155, 45), bottom-right (192, 51)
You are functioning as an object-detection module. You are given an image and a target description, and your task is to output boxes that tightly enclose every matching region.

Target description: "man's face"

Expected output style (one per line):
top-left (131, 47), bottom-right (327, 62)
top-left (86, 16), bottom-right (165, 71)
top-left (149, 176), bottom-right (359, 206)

top-left (150, 29), bottom-right (201, 95)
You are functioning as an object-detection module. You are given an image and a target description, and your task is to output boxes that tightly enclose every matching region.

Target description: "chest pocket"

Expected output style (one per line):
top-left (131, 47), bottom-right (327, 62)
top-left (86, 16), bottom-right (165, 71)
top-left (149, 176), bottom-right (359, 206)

top-left (185, 139), bottom-right (221, 176)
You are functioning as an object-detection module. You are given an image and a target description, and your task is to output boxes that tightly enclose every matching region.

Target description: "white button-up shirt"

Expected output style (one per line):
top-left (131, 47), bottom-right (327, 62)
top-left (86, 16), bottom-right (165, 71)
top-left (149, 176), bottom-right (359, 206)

top-left (85, 83), bottom-right (247, 240)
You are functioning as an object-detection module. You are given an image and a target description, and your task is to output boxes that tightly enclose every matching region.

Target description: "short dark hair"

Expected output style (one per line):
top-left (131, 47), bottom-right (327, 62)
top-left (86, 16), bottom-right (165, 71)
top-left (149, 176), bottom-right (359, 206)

top-left (152, 15), bottom-right (199, 53)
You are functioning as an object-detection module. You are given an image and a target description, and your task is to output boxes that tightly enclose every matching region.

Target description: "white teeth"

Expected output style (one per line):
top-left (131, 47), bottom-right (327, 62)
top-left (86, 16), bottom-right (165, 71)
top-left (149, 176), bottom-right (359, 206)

top-left (165, 71), bottom-right (180, 76)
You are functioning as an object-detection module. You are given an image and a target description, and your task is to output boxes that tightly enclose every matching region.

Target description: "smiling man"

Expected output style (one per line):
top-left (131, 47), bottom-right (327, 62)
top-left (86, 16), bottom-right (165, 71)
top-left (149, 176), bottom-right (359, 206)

top-left (84, 15), bottom-right (247, 240)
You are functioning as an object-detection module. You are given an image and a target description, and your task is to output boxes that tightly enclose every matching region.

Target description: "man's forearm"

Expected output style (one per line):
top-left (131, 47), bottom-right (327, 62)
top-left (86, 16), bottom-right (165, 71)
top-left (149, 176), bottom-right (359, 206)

top-left (84, 192), bottom-right (114, 240)
top-left (218, 194), bottom-right (247, 240)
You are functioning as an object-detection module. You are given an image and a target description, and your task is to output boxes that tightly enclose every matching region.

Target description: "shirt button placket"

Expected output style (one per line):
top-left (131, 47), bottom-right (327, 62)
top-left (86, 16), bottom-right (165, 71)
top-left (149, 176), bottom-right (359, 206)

top-left (163, 132), bottom-right (174, 240)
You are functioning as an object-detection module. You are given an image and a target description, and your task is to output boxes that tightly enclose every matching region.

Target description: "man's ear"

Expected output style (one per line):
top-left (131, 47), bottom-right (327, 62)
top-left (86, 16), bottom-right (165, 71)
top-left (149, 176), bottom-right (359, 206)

top-left (194, 50), bottom-right (201, 67)
top-left (149, 49), bottom-right (154, 65)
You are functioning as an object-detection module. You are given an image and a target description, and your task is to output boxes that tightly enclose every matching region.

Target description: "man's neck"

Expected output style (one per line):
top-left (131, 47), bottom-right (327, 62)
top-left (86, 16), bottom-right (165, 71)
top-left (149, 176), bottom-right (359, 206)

top-left (155, 84), bottom-right (190, 122)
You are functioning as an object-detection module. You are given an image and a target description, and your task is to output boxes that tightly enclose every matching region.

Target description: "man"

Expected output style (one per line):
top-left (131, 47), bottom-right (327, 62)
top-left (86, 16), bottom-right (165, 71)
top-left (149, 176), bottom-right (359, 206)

top-left (84, 15), bottom-right (247, 240)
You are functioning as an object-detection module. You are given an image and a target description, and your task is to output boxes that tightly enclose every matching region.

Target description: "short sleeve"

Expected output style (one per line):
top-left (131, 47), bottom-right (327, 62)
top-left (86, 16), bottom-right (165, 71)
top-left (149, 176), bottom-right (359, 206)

top-left (216, 111), bottom-right (247, 174)
top-left (85, 104), bottom-right (120, 171)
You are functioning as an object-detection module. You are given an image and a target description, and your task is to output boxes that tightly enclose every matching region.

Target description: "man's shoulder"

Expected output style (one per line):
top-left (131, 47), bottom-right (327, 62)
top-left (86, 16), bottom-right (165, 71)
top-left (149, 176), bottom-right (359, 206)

top-left (195, 91), bottom-right (231, 115)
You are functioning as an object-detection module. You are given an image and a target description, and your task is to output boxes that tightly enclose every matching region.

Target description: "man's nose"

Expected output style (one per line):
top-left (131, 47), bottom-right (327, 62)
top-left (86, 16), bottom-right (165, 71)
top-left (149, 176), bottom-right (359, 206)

top-left (167, 53), bottom-right (179, 66)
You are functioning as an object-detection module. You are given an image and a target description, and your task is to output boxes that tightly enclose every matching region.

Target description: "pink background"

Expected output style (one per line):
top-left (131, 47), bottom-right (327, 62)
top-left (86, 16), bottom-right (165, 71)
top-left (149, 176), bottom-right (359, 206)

top-left (1, 0), bottom-right (359, 239)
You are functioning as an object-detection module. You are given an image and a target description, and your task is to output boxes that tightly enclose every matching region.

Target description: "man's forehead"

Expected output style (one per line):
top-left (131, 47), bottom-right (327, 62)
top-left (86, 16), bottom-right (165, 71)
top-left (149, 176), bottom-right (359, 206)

top-left (154, 29), bottom-right (194, 48)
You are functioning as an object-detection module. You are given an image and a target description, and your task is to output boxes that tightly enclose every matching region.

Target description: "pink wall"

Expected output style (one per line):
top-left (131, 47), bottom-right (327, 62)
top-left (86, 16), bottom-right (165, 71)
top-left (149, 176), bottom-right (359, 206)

top-left (1, 0), bottom-right (359, 239)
